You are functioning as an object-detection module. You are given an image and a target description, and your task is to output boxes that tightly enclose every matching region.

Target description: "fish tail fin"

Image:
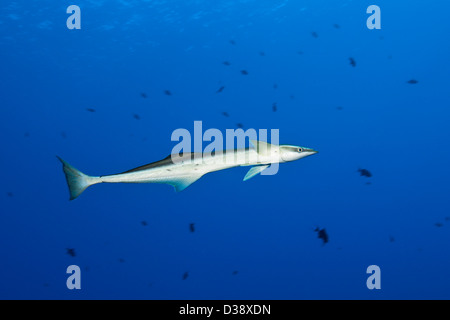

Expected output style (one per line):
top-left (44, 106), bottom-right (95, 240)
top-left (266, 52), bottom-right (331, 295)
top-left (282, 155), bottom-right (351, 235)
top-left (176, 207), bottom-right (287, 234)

top-left (57, 156), bottom-right (100, 200)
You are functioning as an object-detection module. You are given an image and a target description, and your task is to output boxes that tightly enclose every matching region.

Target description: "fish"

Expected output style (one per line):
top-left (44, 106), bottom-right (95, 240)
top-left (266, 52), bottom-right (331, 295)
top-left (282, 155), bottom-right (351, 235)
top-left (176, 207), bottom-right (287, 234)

top-left (216, 86), bottom-right (225, 93)
top-left (314, 227), bottom-right (328, 244)
top-left (236, 123), bottom-right (244, 128)
top-left (86, 108), bottom-right (96, 112)
top-left (164, 90), bottom-right (172, 96)
top-left (349, 57), bottom-right (356, 67)
top-left (240, 70), bottom-right (248, 75)
top-left (133, 114), bottom-right (141, 120)
top-left (407, 79), bottom-right (418, 84)
top-left (66, 248), bottom-right (76, 257)
top-left (272, 103), bottom-right (277, 112)
top-left (140, 93), bottom-right (147, 98)
top-left (189, 223), bottom-right (195, 233)
top-left (182, 272), bottom-right (189, 280)
top-left (221, 111), bottom-right (230, 117)
top-left (57, 140), bottom-right (318, 200)
top-left (222, 61), bottom-right (231, 66)
top-left (311, 31), bottom-right (318, 38)
top-left (358, 168), bottom-right (372, 177)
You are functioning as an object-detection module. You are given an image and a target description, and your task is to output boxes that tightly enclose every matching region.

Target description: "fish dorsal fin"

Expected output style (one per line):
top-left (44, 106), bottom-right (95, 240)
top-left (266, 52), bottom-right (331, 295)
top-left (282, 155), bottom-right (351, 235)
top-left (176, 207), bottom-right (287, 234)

top-left (250, 140), bottom-right (277, 156)
top-left (165, 174), bottom-right (204, 192)
top-left (123, 155), bottom-right (173, 173)
top-left (243, 165), bottom-right (270, 181)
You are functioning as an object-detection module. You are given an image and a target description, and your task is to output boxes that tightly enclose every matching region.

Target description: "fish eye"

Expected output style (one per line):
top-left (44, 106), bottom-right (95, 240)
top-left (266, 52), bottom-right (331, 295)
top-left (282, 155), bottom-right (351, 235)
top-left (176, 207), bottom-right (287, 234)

top-left (298, 148), bottom-right (303, 152)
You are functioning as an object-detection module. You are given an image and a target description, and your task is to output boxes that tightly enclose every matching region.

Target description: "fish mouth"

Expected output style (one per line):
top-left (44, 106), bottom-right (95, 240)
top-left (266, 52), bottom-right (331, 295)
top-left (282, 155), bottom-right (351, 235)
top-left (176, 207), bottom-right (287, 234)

top-left (303, 148), bottom-right (318, 154)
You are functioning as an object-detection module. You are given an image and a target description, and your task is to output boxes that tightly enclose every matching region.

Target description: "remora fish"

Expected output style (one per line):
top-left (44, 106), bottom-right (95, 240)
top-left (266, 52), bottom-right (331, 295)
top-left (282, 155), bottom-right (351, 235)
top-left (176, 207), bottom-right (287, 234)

top-left (58, 140), bottom-right (317, 200)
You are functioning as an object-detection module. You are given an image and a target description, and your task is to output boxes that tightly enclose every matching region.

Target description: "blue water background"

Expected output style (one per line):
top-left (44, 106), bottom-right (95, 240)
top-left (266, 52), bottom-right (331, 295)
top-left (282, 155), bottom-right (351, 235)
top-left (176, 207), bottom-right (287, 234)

top-left (1, 0), bottom-right (450, 299)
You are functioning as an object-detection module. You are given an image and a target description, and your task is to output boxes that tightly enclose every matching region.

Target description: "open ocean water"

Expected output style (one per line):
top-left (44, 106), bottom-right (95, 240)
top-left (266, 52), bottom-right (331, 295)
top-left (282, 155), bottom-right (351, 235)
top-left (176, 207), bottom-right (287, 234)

top-left (1, 0), bottom-right (450, 300)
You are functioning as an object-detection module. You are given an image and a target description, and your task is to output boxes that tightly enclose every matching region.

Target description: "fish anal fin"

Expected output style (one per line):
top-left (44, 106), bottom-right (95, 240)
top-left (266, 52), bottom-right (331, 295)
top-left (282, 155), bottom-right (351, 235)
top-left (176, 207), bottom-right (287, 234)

top-left (166, 174), bottom-right (204, 192)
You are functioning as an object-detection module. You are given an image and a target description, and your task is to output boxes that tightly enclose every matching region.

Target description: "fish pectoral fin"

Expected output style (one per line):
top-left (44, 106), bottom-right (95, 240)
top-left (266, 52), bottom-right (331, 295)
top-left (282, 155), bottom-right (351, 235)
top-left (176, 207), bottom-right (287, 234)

top-left (243, 165), bottom-right (270, 181)
top-left (166, 174), bottom-right (204, 192)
